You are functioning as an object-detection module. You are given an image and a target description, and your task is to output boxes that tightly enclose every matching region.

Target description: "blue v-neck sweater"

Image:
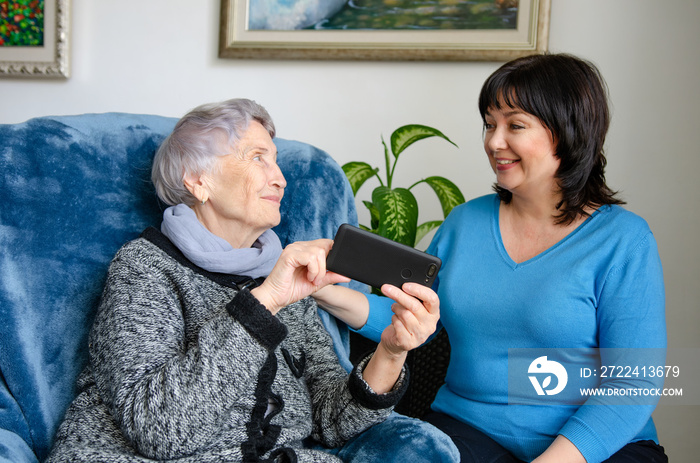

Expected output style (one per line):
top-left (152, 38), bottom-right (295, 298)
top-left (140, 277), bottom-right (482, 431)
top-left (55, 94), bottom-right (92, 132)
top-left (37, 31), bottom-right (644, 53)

top-left (358, 194), bottom-right (666, 463)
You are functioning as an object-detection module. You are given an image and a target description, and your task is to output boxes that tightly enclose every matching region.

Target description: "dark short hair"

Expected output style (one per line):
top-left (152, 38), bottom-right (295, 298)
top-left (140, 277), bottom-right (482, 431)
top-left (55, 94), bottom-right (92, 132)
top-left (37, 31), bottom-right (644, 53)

top-left (478, 53), bottom-right (623, 224)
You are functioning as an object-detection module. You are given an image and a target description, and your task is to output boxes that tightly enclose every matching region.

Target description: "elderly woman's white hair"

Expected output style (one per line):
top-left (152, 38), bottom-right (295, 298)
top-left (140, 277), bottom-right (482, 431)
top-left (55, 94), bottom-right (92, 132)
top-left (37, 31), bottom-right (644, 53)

top-left (152, 98), bottom-right (276, 206)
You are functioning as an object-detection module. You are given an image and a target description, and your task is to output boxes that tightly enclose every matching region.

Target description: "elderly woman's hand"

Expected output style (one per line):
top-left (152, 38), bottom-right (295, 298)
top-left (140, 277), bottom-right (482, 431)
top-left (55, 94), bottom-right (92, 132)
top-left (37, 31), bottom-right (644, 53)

top-left (251, 239), bottom-right (350, 315)
top-left (378, 283), bottom-right (440, 356)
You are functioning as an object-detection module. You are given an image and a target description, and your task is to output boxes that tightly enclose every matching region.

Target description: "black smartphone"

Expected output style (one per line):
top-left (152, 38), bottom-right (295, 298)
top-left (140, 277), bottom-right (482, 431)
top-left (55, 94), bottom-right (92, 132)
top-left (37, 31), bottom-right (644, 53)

top-left (326, 224), bottom-right (441, 289)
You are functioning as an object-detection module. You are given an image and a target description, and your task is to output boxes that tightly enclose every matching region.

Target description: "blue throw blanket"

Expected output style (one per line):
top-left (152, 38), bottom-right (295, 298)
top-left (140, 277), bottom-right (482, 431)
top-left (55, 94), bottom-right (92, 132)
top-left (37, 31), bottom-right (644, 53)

top-left (0, 113), bottom-right (362, 462)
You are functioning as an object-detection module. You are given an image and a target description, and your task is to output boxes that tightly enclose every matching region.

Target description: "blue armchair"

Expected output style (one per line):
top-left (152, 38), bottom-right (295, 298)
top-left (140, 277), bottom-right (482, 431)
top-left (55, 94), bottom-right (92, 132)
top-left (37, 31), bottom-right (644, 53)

top-left (0, 113), bottom-right (360, 462)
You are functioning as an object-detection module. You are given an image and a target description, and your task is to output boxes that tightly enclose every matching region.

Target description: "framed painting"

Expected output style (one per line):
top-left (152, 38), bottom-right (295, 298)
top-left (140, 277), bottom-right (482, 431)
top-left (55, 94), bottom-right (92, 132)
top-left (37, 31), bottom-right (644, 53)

top-left (219, 0), bottom-right (550, 61)
top-left (0, 0), bottom-right (70, 78)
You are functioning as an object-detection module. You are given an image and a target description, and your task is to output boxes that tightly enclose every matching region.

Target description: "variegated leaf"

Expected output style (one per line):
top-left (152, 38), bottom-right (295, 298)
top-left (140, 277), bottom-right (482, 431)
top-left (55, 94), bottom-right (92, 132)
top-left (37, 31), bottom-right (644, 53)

top-left (424, 176), bottom-right (465, 218)
top-left (372, 186), bottom-right (418, 247)
top-left (342, 162), bottom-right (378, 196)
top-left (362, 200), bottom-right (380, 231)
top-left (390, 124), bottom-right (458, 159)
top-left (415, 220), bottom-right (443, 247)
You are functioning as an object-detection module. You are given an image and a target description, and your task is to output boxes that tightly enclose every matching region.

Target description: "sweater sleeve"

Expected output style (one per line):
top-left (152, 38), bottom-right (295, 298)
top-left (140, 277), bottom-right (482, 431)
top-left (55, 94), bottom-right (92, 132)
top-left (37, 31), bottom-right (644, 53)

top-left (89, 244), bottom-right (285, 460)
top-left (354, 293), bottom-right (395, 343)
top-left (295, 298), bottom-right (408, 447)
top-left (559, 231), bottom-right (667, 463)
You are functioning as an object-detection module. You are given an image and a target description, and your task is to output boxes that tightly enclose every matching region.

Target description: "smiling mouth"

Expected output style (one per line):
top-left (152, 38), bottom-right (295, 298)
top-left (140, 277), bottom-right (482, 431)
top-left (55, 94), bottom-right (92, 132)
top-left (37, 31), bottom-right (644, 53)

top-left (496, 159), bottom-right (518, 165)
top-left (263, 197), bottom-right (281, 203)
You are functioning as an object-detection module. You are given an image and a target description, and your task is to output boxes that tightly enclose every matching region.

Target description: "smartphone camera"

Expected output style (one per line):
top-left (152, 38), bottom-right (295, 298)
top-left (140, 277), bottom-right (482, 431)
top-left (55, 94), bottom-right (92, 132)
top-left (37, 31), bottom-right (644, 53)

top-left (423, 263), bottom-right (439, 283)
top-left (427, 263), bottom-right (438, 277)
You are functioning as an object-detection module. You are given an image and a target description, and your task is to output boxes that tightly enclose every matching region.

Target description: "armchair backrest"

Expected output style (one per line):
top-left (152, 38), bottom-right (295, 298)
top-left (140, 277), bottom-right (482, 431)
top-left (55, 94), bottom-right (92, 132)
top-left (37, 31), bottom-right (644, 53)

top-left (0, 113), bottom-right (358, 462)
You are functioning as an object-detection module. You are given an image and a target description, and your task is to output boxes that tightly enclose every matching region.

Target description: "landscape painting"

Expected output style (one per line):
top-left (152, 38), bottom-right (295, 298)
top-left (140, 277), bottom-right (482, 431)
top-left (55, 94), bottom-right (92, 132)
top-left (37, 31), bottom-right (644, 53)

top-left (247, 0), bottom-right (519, 31)
top-left (220, 0), bottom-right (549, 61)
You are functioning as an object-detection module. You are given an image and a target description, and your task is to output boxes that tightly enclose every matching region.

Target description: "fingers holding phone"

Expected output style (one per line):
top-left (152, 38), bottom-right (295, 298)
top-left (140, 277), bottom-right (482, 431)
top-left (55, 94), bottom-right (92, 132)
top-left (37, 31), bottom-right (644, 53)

top-left (380, 283), bottom-right (440, 353)
top-left (252, 239), bottom-right (350, 314)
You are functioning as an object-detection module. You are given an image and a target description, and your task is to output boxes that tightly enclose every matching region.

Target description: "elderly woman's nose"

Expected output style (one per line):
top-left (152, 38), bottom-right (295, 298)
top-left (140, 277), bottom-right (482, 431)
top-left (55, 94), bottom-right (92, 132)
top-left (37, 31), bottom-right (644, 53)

top-left (271, 163), bottom-right (287, 188)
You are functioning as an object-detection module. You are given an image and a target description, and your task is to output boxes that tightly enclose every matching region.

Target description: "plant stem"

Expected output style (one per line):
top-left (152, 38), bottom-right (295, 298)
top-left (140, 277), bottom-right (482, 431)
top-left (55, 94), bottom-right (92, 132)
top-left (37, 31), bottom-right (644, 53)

top-left (382, 137), bottom-right (392, 189)
top-left (407, 179), bottom-right (426, 190)
top-left (388, 156), bottom-right (400, 190)
top-left (375, 171), bottom-right (385, 187)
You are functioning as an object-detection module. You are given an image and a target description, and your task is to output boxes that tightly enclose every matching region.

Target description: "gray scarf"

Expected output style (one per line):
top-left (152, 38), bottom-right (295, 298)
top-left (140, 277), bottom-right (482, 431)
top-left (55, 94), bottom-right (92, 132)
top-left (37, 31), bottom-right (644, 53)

top-left (161, 204), bottom-right (282, 279)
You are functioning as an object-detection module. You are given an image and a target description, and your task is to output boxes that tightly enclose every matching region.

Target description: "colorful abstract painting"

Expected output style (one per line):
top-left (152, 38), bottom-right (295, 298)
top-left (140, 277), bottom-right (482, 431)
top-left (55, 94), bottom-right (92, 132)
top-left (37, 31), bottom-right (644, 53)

top-left (1, 0), bottom-right (44, 47)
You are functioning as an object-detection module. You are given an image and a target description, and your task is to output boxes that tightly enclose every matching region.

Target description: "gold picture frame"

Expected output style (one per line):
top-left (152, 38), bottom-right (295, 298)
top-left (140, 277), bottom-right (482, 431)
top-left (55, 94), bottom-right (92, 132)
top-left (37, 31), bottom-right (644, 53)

top-left (219, 0), bottom-right (550, 61)
top-left (0, 0), bottom-right (71, 78)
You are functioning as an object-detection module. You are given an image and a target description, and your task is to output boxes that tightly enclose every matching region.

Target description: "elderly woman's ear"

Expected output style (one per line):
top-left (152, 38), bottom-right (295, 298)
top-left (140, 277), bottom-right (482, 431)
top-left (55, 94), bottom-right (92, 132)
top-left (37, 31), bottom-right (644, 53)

top-left (183, 172), bottom-right (209, 205)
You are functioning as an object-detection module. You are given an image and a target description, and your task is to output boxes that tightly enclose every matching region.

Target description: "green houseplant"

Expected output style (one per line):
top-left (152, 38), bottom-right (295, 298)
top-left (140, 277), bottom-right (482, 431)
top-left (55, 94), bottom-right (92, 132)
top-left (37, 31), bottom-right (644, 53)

top-left (342, 124), bottom-right (465, 249)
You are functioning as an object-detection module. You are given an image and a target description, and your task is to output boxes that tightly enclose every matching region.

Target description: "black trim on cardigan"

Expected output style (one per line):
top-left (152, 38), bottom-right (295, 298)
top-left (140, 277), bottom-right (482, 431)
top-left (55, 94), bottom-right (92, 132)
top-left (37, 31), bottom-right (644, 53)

top-left (241, 354), bottom-right (289, 462)
top-left (266, 448), bottom-right (297, 463)
top-left (348, 354), bottom-right (409, 410)
top-left (281, 348), bottom-right (306, 379)
top-left (228, 289), bottom-right (288, 350)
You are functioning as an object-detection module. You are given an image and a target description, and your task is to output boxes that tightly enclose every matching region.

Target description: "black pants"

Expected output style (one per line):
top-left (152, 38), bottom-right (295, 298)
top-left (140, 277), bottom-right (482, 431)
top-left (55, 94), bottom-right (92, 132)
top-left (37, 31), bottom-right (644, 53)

top-left (424, 412), bottom-right (668, 463)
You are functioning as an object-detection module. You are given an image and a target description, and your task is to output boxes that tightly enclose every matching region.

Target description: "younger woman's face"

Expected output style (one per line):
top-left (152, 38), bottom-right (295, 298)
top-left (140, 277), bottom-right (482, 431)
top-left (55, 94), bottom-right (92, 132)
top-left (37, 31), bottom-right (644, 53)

top-left (483, 104), bottom-right (560, 200)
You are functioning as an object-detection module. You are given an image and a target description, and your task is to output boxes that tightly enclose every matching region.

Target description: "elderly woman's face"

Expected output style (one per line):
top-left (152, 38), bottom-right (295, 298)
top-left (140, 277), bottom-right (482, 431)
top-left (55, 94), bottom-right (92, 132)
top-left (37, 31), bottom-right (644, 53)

top-left (204, 121), bottom-right (286, 241)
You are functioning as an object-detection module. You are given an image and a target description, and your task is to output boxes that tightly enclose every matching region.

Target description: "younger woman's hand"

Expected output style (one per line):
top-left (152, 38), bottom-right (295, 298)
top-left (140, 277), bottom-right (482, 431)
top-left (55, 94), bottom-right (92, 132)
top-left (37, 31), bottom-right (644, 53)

top-left (378, 282), bottom-right (440, 357)
top-left (361, 283), bottom-right (440, 394)
top-left (251, 239), bottom-right (349, 314)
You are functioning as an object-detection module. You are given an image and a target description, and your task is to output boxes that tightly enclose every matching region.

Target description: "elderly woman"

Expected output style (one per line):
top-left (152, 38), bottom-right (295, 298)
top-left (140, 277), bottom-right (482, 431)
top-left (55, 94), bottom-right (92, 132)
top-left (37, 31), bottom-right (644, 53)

top-left (315, 54), bottom-right (668, 463)
top-left (46, 99), bottom-right (458, 462)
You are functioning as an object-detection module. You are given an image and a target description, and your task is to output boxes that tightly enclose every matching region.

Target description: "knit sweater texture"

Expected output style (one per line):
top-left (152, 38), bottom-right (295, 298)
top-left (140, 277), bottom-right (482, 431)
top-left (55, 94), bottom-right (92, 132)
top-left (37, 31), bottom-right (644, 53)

top-left (47, 228), bottom-right (406, 463)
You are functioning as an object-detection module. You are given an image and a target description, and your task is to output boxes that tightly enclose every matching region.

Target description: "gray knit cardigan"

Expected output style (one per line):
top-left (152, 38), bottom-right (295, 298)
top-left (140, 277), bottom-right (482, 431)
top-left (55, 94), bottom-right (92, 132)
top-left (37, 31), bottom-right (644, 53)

top-left (46, 228), bottom-right (407, 462)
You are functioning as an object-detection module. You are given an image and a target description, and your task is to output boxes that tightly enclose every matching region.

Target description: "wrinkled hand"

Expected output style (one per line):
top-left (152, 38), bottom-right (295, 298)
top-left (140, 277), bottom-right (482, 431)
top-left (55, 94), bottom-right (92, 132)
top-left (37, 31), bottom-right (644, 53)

top-left (251, 239), bottom-right (349, 314)
top-left (378, 283), bottom-right (440, 357)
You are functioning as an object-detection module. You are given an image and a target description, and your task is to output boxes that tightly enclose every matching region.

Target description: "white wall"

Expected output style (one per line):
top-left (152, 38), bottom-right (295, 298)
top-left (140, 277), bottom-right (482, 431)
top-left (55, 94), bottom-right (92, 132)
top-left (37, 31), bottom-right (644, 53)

top-left (2, 0), bottom-right (698, 459)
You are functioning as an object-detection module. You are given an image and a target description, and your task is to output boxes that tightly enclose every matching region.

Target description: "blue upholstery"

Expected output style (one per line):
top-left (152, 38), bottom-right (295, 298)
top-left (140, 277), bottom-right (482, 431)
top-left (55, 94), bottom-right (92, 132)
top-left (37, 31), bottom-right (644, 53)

top-left (0, 113), bottom-right (360, 462)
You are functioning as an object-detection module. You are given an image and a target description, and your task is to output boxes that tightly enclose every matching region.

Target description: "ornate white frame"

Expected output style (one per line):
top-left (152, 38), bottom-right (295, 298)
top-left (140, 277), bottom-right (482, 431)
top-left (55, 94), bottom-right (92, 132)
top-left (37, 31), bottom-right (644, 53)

top-left (0, 0), bottom-right (71, 78)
